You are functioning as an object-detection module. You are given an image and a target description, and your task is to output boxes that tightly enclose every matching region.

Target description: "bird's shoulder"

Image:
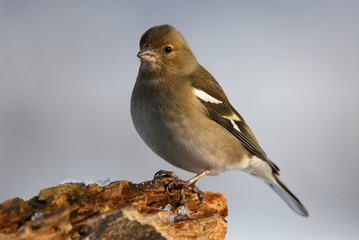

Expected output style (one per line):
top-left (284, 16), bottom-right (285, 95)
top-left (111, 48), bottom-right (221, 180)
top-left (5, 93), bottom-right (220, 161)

top-left (186, 65), bottom-right (245, 122)
top-left (187, 65), bottom-right (229, 103)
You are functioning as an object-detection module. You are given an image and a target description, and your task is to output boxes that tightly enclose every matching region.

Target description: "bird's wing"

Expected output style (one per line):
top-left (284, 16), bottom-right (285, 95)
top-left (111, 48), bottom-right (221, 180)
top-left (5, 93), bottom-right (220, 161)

top-left (189, 66), bottom-right (280, 174)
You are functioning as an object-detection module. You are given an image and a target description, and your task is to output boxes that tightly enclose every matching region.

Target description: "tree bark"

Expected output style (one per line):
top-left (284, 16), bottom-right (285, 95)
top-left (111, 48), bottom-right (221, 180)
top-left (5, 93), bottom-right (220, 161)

top-left (0, 177), bottom-right (228, 239)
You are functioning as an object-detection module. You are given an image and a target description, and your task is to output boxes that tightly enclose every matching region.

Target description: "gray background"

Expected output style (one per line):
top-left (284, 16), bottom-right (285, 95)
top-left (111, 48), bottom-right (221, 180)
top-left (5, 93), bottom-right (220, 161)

top-left (1, 1), bottom-right (358, 239)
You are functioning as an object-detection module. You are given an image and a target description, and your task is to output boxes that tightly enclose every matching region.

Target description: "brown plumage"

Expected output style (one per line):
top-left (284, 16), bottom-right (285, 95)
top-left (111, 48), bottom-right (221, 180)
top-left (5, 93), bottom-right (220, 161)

top-left (131, 24), bottom-right (309, 216)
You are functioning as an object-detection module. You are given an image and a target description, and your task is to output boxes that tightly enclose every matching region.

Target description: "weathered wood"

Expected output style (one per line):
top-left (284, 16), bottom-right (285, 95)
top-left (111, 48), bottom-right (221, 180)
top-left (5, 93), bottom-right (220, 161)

top-left (0, 177), bottom-right (228, 239)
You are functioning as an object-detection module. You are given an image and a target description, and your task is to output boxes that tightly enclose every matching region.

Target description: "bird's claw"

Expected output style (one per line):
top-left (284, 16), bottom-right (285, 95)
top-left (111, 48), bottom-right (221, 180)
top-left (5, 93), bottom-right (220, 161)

top-left (154, 170), bottom-right (181, 181)
top-left (191, 184), bottom-right (205, 205)
top-left (154, 170), bottom-right (205, 205)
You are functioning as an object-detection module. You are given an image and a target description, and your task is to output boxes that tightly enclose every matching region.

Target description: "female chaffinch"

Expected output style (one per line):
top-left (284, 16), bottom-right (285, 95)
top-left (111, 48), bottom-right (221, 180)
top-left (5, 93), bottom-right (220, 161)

top-left (131, 24), bottom-right (309, 217)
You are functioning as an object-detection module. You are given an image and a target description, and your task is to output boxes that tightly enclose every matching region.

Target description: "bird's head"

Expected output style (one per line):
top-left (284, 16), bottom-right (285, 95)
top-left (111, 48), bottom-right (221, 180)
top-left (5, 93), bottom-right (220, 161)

top-left (137, 24), bottom-right (198, 76)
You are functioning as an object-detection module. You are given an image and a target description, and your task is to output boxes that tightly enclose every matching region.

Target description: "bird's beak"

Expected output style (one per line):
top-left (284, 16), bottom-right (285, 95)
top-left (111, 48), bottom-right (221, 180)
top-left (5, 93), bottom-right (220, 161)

top-left (137, 47), bottom-right (158, 63)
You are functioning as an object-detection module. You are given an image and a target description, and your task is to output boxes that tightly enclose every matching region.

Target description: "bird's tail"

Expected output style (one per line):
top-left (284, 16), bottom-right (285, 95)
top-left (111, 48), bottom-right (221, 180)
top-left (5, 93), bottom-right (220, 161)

top-left (268, 174), bottom-right (309, 217)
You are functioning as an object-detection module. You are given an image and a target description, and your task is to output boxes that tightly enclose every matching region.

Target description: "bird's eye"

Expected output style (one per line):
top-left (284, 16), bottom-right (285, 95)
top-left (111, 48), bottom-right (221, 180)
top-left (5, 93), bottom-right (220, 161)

top-left (164, 46), bottom-right (172, 53)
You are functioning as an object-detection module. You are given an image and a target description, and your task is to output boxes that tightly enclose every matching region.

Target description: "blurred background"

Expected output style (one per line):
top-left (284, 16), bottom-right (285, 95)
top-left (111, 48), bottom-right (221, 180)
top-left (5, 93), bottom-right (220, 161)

top-left (1, 0), bottom-right (358, 239)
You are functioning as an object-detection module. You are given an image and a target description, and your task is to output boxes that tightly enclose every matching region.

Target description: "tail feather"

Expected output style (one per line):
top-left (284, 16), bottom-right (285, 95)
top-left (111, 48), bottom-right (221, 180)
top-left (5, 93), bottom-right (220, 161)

top-left (268, 175), bottom-right (309, 217)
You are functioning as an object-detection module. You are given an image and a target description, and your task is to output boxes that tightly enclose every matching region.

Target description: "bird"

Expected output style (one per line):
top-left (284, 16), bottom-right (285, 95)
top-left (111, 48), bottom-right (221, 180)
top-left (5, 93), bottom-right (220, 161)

top-left (131, 24), bottom-right (309, 217)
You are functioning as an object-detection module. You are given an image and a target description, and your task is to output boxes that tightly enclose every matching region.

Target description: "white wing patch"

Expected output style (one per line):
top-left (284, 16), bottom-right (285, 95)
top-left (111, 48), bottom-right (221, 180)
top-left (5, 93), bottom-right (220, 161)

top-left (193, 88), bottom-right (222, 104)
top-left (193, 87), bottom-right (241, 133)
top-left (225, 113), bottom-right (241, 122)
top-left (230, 119), bottom-right (241, 133)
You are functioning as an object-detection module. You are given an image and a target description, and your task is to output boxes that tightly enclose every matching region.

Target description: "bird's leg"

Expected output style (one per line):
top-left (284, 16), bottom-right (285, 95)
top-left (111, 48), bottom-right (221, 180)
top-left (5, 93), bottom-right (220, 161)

top-left (154, 169), bottom-right (212, 205)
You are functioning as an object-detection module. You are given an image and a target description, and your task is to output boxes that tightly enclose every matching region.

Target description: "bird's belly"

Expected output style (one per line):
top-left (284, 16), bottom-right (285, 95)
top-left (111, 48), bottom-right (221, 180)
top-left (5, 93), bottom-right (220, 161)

top-left (131, 101), bottom-right (249, 174)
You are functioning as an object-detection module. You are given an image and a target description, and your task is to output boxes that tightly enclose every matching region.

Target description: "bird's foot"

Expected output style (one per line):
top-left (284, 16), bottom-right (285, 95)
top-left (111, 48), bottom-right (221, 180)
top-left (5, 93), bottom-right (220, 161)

top-left (154, 170), bottom-right (182, 182)
top-left (154, 170), bottom-right (205, 205)
top-left (191, 184), bottom-right (205, 205)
